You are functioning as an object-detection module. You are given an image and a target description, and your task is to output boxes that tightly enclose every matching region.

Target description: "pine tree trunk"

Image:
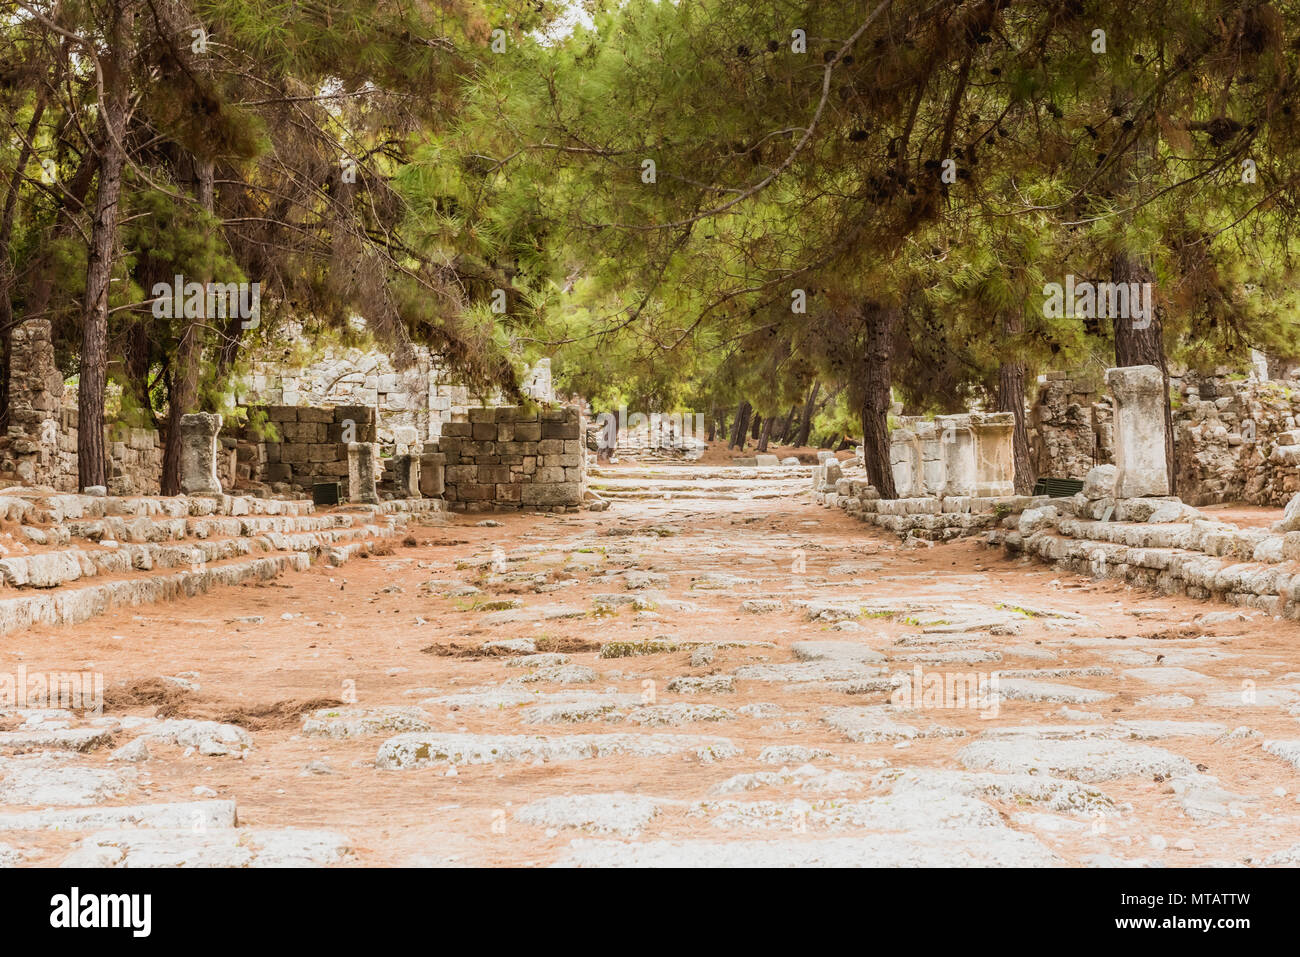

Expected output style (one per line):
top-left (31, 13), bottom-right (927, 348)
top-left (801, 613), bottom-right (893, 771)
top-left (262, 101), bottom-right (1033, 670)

top-left (730, 402), bottom-right (751, 449)
top-left (0, 56), bottom-right (56, 435)
top-left (77, 2), bottom-right (134, 491)
top-left (757, 416), bottom-right (774, 452)
top-left (776, 406), bottom-right (796, 444)
top-left (997, 313), bottom-right (1036, 494)
top-left (1111, 252), bottom-right (1175, 494)
top-left (795, 382), bottom-right (820, 447)
top-left (858, 304), bottom-right (899, 498)
top-left (750, 413), bottom-right (762, 441)
top-left (161, 156), bottom-right (214, 495)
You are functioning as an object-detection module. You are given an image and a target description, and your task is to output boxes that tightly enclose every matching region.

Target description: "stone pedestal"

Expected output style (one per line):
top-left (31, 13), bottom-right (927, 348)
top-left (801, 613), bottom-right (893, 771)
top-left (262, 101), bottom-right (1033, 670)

top-left (523, 358), bottom-right (554, 403)
top-left (936, 414), bottom-right (976, 497)
top-left (179, 413), bottom-right (223, 495)
top-left (1105, 365), bottom-right (1170, 498)
top-left (890, 429), bottom-right (922, 498)
top-left (419, 451), bottom-right (446, 498)
top-left (915, 421), bottom-right (945, 495)
top-left (348, 442), bottom-right (379, 504)
top-left (971, 411), bottom-right (1015, 497)
top-left (390, 453), bottom-right (421, 498)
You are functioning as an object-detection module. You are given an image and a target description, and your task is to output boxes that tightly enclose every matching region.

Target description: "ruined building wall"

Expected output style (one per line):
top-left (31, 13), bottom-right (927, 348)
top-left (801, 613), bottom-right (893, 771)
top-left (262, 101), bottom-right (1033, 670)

top-left (1032, 365), bottom-right (1300, 506)
top-left (1172, 373), bottom-right (1300, 506)
top-left (2, 319), bottom-right (165, 495)
top-left (1030, 370), bottom-right (1114, 480)
top-left (432, 405), bottom-right (584, 512)
top-left (241, 405), bottom-right (377, 492)
top-left (3, 316), bottom-right (559, 500)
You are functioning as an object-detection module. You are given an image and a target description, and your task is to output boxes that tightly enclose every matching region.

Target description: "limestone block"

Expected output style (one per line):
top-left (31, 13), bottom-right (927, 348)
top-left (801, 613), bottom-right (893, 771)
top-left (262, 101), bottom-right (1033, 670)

top-left (1105, 365), bottom-right (1170, 498)
top-left (1082, 465), bottom-right (1117, 500)
top-left (179, 413), bottom-right (223, 496)
top-left (890, 429), bottom-right (921, 499)
top-left (936, 414), bottom-right (975, 498)
top-left (971, 412), bottom-right (1015, 497)
top-left (347, 442), bottom-right (379, 504)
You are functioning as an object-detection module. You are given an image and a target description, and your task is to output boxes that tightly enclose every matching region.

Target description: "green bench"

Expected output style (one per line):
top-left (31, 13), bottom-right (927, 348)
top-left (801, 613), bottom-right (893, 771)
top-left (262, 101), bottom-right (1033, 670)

top-left (1032, 477), bottom-right (1085, 498)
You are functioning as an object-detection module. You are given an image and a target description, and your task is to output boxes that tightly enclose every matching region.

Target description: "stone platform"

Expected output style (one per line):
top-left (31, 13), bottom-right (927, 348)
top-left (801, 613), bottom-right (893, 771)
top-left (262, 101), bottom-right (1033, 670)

top-left (0, 489), bottom-right (443, 635)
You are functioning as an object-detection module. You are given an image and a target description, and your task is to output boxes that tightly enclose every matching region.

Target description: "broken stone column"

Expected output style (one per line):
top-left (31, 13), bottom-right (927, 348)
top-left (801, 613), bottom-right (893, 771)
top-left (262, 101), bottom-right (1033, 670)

top-left (179, 413), bottom-right (223, 495)
top-left (4, 318), bottom-right (64, 486)
top-left (1105, 364), bottom-right (1170, 498)
top-left (390, 453), bottom-right (421, 498)
top-left (523, 358), bottom-right (554, 403)
top-left (936, 413), bottom-right (976, 498)
top-left (419, 450), bottom-right (445, 498)
top-left (915, 421), bottom-right (945, 496)
top-left (970, 411), bottom-right (1015, 497)
top-left (889, 428), bottom-right (922, 498)
top-left (1250, 348), bottom-right (1270, 382)
top-left (818, 458), bottom-right (842, 491)
top-left (348, 442), bottom-right (379, 504)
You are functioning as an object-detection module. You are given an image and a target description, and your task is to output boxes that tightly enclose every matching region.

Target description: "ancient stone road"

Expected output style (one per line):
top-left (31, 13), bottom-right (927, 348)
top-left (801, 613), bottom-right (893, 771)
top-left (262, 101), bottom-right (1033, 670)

top-left (5, 477), bottom-right (1300, 866)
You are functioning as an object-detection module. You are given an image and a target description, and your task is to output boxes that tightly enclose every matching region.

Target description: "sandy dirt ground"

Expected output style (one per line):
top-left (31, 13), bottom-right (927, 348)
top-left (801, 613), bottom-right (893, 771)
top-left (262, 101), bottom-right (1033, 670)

top-left (3, 486), bottom-right (1300, 867)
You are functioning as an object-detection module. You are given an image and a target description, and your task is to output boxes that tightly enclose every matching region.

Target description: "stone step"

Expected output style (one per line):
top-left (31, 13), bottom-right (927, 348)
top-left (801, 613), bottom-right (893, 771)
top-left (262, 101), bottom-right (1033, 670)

top-left (0, 509), bottom-right (427, 633)
top-left (1004, 528), bottom-right (1300, 618)
top-left (594, 485), bottom-right (807, 501)
top-left (0, 552), bottom-right (310, 635)
top-left (589, 477), bottom-right (810, 490)
top-left (0, 490), bottom-right (317, 526)
top-left (588, 466), bottom-right (813, 482)
top-left (0, 520), bottom-right (414, 590)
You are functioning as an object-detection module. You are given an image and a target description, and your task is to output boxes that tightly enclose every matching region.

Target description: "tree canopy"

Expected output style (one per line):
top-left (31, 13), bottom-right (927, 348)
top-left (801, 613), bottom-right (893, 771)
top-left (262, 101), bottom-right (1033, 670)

top-left (4, 0), bottom-right (1300, 493)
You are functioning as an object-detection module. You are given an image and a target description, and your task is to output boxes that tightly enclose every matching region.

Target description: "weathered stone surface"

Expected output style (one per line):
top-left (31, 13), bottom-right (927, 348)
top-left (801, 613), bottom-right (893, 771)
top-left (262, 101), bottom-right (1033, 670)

top-left (126, 719), bottom-right (252, 756)
top-left (179, 413), bottom-right (223, 495)
top-left (666, 675), bottom-right (736, 695)
top-left (957, 739), bottom-right (1197, 782)
top-left (625, 704), bottom-right (736, 726)
top-left (989, 678), bottom-right (1113, 704)
top-left (0, 755), bottom-right (128, 806)
top-left (791, 641), bottom-right (886, 664)
top-left (301, 707), bottom-right (434, 738)
top-left (556, 829), bottom-right (1059, 867)
top-left (1105, 365), bottom-right (1170, 498)
top-left (375, 732), bottom-right (740, 768)
top-left (515, 793), bottom-right (659, 836)
top-left (347, 442), bottom-right (380, 504)
top-left (62, 827), bottom-right (353, 867)
top-left (1082, 465), bottom-right (1117, 500)
top-left (0, 800), bottom-right (235, 831)
top-left (822, 706), bottom-right (962, 743)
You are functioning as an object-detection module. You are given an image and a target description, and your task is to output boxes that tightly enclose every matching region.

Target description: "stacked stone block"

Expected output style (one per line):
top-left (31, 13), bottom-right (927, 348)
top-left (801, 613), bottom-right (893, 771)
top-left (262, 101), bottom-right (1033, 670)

top-left (240, 323), bottom-right (505, 444)
top-left (1030, 370), bottom-right (1112, 480)
top-left (1034, 365), bottom-right (1300, 506)
top-left (434, 405), bottom-right (584, 512)
top-left (2, 319), bottom-right (68, 488)
top-left (253, 405), bottom-right (375, 491)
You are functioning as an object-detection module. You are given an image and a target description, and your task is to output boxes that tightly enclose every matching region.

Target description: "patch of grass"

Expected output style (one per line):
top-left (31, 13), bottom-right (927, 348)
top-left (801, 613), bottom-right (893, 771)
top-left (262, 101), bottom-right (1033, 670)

top-left (996, 602), bottom-right (1038, 618)
top-left (472, 598), bottom-right (520, 612)
top-left (599, 639), bottom-right (679, 659)
top-left (422, 642), bottom-right (512, 658)
top-left (534, 635), bottom-right (602, 653)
